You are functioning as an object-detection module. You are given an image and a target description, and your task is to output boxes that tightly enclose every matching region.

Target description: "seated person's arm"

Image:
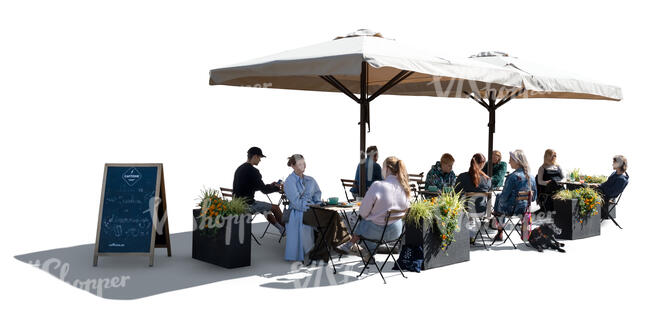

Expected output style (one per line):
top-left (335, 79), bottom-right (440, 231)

top-left (284, 177), bottom-right (307, 212)
top-left (358, 184), bottom-right (379, 220)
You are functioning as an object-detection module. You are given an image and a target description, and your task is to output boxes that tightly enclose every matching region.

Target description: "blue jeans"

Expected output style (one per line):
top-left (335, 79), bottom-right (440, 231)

top-left (248, 200), bottom-right (272, 214)
top-left (354, 219), bottom-right (403, 254)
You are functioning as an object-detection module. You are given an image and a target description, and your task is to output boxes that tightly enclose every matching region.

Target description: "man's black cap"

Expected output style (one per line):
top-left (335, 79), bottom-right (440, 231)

top-left (247, 146), bottom-right (266, 158)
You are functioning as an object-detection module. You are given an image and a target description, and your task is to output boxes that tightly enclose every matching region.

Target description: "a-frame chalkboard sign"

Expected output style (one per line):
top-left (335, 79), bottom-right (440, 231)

top-left (93, 163), bottom-right (171, 267)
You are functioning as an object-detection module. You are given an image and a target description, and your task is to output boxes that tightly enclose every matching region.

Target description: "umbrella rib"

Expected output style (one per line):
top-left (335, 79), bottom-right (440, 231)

top-left (367, 70), bottom-right (414, 102)
top-left (495, 88), bottom-right (526, 109)
top-left (319, 75), bottom-right (361, 103)
top-left (463, 91), bottom-right (489, 110)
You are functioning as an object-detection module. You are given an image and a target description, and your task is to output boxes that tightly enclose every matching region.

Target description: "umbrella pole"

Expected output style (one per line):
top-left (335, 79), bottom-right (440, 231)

top-left (464, 88), bottom-right (525, 181)
top-left (487, 91), bottom-right (496, 178)
top-left (360, 62), bottom-right (368, 197)
top-left (319, 67), bottom-right (413, 197)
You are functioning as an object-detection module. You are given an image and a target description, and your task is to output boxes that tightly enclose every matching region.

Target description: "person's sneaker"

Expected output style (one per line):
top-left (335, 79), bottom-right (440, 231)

top-left (336, 241), bottom-right (358, 254)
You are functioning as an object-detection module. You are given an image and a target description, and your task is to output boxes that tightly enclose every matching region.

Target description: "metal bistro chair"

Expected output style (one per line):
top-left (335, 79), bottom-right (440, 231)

top-left (491, 190), bottom-right (533, 249)
top-left (408, 173), bottom-right (424, 200)
top-left (601, 181), bottom-right (627, 229)
top-left (340, 178), bottom-right (358, 203)
top-left (464, 191), bottom-right (493, 250)
top-left (356, 209), bottom-right (409, 284)
top-left (220, 187), bottom-right (262, 246)
top-left (339, 178), bottom-right (360, 230)
top-left (260, 191), bottom-right (290, 241)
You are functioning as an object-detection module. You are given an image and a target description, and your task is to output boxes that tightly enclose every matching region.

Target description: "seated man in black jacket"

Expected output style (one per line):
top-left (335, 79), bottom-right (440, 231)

top-left (233, 147), bottom-right (284, 233)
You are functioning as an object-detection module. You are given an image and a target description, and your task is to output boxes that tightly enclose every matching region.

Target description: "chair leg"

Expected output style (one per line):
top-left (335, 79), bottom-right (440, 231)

top-left (357, 240), bottom-right (373, 277)
top-left (251, 232), bottom-right (261, 246)
top-left (609, 217), bottom-right (623, 229)
top-left (260, 222), bottom-right (272, 239)
top-left (379, 235), bottom-right (407, 279)
top-left (501, 218), bottom-right (518, 249)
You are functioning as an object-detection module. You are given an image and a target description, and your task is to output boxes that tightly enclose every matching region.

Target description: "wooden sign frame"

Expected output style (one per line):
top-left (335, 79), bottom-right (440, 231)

top-left (93, 163), bottom-right (171, 267)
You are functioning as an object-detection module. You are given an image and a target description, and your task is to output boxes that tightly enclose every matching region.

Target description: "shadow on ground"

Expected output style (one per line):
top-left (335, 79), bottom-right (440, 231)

top-left (14, 223), bottom-right (402, 300)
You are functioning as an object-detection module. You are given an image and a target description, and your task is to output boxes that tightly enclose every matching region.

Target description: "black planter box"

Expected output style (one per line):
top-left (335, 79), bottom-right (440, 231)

top-left (192, 208), bottom-right (251, 268)
top-left (552, 199), bottom-right (600, 240)
top-left (404, 214), bottom-right (469, 270)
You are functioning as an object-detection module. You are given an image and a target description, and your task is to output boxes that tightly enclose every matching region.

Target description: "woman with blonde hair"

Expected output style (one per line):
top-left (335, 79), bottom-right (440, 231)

top-left (337, 156), bottom-right (410, 263)
top-left (536, 149), bottom-right (564, 210)
top-left (493, 149), bottom-right (537, 241)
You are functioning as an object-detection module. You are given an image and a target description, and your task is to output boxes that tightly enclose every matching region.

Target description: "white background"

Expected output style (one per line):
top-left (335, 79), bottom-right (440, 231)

top-left (1, 0), bottom-right (649, 315)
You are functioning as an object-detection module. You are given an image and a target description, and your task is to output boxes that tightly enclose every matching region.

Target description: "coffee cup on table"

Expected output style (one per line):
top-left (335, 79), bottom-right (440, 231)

top-left (328, 197), bottom-right (339, 205)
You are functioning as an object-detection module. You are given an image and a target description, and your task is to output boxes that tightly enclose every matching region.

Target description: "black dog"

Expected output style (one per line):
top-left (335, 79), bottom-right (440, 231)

top-left (528, 224), bottom-right (565, 253)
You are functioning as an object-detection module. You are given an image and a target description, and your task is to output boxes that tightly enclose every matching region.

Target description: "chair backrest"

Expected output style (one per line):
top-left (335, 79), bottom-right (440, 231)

top-left (279, 191), bottom-right (290, 209)
top-left (463, 191), bottom-right (491, 216)
top-left (220, 187), bottom-right (233, 201)
top-left (516, 190), bottom-right (531, 201)
top-left (464, 192), bottom-right (491, 198)
top-left (385, 209), bottom-right (408, 225)
top-left (408, 172), bottom-right (424, 183)
top-left (340, 178), bottom-right (357, 202)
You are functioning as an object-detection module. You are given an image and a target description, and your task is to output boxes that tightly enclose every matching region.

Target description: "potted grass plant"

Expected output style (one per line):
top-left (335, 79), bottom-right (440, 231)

top-left (552, 187), bottom-right (602, 240)
top-left (404, 190), bottom-right (470, 269)
top-left (192, 188), bottom-right (252, 268)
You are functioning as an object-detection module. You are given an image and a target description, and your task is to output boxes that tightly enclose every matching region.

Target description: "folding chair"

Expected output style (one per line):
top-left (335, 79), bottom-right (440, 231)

top-left (340, 179), bottom-right (357, 202)
top-left (601, 191), bottom-right (625, 229)
top-left (408, 172), bottom-right (424, 183)
top-left (339, 178), bottom-right (360, 230)
top-left (356, 209), bottom-right (409, 284)
top-left (464, 192), bottom-right (492, 250)
top-left (220, 187), bottom-right (262, 246)
top-left (491, 190), bottom-right (532, 249)
top-left (260, 191), bottom-right (290, 240)
top-left (534, 176), bottom-right (563, 214)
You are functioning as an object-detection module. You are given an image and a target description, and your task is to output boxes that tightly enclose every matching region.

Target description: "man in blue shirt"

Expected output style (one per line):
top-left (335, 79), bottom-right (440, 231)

top-left (350, 146), bottom-right (383, 198)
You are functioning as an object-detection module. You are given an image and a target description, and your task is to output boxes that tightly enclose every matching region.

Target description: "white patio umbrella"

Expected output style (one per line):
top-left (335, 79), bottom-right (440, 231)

top-left (462, 51), bottom-right (622, 176)
top-left (210, 29), bottom-right (523, 195)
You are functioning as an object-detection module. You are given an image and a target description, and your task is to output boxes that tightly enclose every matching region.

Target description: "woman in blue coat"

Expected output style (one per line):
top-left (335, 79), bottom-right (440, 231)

top-left (283, 154), bottom-right (322, 263)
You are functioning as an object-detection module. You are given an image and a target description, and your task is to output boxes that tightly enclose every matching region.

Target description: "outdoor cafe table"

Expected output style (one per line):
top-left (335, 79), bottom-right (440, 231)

top-left (307, 203), bottom-right (359, 273)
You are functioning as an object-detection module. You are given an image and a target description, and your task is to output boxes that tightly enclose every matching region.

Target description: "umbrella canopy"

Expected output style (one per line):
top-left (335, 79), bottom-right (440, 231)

top-left (461, 51), bottom-right (622, 177)
top-left (468, 51), bottom-right (622, 101)
top-left (210, 30), bottom-right (524, 196)
top-left (210, 30), bottom-right (522, 99)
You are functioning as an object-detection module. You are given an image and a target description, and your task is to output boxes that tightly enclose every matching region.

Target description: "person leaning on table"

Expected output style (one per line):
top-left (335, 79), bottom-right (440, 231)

top-left (492, 150), bottom-right (537, 242)
top-left (596, 155), bottom-right (629, 201)
top-left (337, 156), bottom-right (410, 263)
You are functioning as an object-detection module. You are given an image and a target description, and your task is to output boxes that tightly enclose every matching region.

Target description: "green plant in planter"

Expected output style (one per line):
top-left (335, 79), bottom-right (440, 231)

top-left (553, 188), bottom-right (603, 221)
top-left (195, 187), bottom-right (249, 236)
top-left (406, 190), bottom-right (468, 250)
top-left (584, 175), bottom-right (607, 184)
